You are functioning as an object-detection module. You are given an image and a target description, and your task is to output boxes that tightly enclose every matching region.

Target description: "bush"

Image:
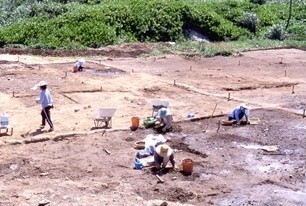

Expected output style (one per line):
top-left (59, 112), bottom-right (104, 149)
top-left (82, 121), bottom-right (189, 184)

top-left (241, 12), bottom-right (259, 33)
top-left (250, 0), bottom-right (267, 5)
top-left (266, 24), bottom-right (286, 40)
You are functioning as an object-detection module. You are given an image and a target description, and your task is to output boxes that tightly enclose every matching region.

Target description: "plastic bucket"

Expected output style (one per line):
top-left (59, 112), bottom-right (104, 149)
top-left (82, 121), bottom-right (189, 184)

top-left (131, 117), bottom-right (140, 129)
top-left (134, 158), bottom-right (143, 170)
top-left (182, 158), bottom-right (194, 175)
top-left (72, 66), bottom-right (78, 73)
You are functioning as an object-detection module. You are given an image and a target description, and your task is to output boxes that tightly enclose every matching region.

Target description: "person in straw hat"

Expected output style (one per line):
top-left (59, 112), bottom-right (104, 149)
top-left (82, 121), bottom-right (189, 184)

top-left (34, 80), bottom-right (54, 132)
top-left (228, 103), bottom-right (250, 124)
top-left (74, 59), bottom-right (85, 72)
top-left (155, 107), bottom-right (173, 133)
top-left (154, 144), bottom-right (176, 169)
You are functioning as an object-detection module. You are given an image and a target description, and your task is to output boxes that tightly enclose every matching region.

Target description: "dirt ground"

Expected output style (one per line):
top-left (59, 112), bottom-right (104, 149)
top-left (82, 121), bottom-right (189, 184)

top-left (0, 46), bottom-right (305, 205)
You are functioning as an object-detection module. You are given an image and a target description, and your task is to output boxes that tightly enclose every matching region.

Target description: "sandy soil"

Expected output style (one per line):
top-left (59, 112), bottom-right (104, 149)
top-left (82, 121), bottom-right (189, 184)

top-left (0, 46), bottom-right (305, 205)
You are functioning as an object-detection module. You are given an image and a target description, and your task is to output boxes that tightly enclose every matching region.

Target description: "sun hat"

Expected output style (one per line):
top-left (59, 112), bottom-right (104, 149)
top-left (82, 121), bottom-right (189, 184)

top-left (155, 144), bottom-right (173, 157)
top-left (240, 103), bottom-right (250, 110)
top-left (158, 108), bottom-right (171, 118)
top-left (31, 80), bottom-right (47, 90)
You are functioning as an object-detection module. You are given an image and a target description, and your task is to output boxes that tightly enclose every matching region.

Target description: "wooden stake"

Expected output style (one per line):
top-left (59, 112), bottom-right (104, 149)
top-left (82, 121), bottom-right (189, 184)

top-left (292, 86), bottom-right (295, 94)
top-left (12, 91), bottom-right (15, 97)
top-left (238, 60), bottom-right (240, 66)
top-left (155, 174), bottom-right (165, 183)
top-left (228, 93), bottom-right (231, 101)
top-left (100, 86), bottom-right (103, 92)
top-left (174, 80), bottom-right (176, 86)
top-left (303, 109), bottom-right (305, 118)
top-left (103, 148), bottom-right (110, 155)
top-left (284, 70), bottom-right (287, 77)
top-left (190, 66), bottom-right (192, 71)
top-left (217, 120), bottom-right (221, 133)
top-left (203, 103), bottom-right (218, 132)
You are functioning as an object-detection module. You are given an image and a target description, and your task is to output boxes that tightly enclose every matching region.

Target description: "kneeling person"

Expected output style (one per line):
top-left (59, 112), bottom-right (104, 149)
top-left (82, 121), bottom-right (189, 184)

top-left (154, 144), bottom-right (175, 169)
top-left (155, 108), bottom-right (173, 133)
top-left (228, 103), bottom-right (250, 124)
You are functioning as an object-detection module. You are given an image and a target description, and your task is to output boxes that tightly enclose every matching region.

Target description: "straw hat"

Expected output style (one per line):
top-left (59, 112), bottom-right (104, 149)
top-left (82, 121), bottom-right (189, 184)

top-left (38, 80), bottom-right (47, 86)
top-left (155, 144), bottom-right (173, 157)
top-left (31, 80), bottom-right (47, 90)
top-left (158, 108), bottom-right (171, 118)
top-left (240, 103), bottom-right (250, 110)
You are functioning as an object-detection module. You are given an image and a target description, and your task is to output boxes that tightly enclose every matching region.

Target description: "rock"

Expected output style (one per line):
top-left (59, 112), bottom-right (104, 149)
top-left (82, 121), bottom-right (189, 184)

top-left (172, 177), bottom-right (177, 180)
top-left (38, 199), bottom-right (50, 206)
top-left (160, 202), bottom-right (168, 206)
top-left (9, 163), bottom-right (18, 170)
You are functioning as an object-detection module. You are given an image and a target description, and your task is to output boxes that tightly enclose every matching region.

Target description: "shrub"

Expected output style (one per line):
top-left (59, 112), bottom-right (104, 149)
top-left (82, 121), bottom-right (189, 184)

top-left (266, 24), bottom-right (286, 40)
top-left (250, 0), bottom-right (267, 5)
top-left (241, 12), bottom-right (259, 33)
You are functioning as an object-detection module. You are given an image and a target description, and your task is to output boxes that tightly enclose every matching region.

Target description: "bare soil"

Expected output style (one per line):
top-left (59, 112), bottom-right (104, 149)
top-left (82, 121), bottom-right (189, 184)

top-left (0, 46), bottom-right (305, 206)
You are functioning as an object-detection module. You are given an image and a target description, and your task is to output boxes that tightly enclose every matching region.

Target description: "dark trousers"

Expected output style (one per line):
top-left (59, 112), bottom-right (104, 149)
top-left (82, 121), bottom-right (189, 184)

top-left (41, 106), bottom-right (53, 128)
top-left (228, 112), bottom-right (244, 121)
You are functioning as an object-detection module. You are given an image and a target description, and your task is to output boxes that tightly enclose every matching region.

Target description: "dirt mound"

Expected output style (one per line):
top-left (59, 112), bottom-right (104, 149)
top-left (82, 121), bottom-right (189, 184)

top-left (166, 187), bottom-right (196, 203)
top-left (0, 43), bottom-right (153, 57)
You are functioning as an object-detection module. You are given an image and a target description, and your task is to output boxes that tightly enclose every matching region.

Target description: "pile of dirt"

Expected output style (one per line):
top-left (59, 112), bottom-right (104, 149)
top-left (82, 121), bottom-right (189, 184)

top-left (166, 187), bottom-right (196, 203)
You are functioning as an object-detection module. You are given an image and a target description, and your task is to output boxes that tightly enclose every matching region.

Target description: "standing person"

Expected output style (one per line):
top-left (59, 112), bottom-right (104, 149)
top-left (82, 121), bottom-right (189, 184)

top-left (154, 144), bottom-right (176, 169)
top-left (155, 107), bottom-right (173, 133)
top-left (35, 81), bottom-right (54, 131)
top-left (228, 103), bottom-right (250, 124)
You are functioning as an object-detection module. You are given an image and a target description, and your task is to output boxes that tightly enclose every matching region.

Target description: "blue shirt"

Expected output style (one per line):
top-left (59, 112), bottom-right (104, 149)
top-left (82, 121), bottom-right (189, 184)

top-left (39, 89), bottom-right (53, 109)
top-left (229, 107), bottom-right (249, 122)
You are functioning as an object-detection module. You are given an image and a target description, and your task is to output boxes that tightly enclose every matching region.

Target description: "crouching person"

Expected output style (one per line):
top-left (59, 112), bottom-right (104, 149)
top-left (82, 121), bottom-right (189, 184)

top-left (154, 144), bottom-right (176, 169)
top-left (155, 108), bottom-right (173, 133)
top-left (228, 103), bottom-right (250, 124)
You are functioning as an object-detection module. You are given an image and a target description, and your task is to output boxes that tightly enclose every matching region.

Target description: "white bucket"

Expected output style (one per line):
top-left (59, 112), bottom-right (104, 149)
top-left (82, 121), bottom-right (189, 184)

top-left (0, 114), bottom-right (9, 127)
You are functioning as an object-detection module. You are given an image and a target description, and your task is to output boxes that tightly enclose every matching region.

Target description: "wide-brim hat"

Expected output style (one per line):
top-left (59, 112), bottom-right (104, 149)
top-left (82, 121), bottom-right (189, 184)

top-left (155, 144), bottom-right (173, 157)
top-left (240, 103), bottom-right (250, 109)
top-left (78, 59), bottom-right (85, 63)
top-left (31, 80), bottom-right (47, 90)
top-left (158, 108), bottom-right (171, 118)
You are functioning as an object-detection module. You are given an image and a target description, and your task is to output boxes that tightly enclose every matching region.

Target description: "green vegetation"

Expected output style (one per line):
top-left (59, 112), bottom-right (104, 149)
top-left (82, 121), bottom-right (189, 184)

top-left (0, 0), bottom-right (305, 51)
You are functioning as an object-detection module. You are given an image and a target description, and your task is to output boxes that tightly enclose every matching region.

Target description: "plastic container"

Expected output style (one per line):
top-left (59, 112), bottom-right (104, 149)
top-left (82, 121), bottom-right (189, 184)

top-left (131, 117), bottom-right (140, 128)
top-left (182, 158), bottom-right (194, 175)
top-left (134, 158), bottom-right (143, 170)
top-left (0, 113), bottom-right (9, 127)
top-left (72, 66), bottom-right (78, 73)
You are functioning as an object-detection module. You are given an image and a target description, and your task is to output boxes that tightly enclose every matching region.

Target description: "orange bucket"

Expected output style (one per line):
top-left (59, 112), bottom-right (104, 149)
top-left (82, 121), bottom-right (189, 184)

top-left (131, 117), bottom-right (140, 129)
top-left (72, 66), bottom-right (78, 73)
top-left (182, 158), bottom-right (194, 175)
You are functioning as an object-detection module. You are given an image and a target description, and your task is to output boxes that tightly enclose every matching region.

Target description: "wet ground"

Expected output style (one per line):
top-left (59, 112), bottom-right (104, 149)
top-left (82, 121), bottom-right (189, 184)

top-left (0, 109), bottom-right (305, 206)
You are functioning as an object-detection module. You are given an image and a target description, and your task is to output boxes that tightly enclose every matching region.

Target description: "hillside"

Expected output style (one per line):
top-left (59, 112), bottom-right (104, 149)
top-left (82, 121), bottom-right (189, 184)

top-left (0, 0), bottom-right (305, 50)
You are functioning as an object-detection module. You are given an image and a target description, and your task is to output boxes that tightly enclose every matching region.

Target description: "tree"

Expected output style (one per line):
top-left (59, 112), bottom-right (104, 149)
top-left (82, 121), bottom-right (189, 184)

top-left (285, 0), bottom-right (293, 30)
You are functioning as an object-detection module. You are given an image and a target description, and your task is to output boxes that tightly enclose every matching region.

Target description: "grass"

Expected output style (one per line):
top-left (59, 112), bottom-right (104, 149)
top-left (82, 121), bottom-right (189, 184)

top-left (148, 40), bottom-right (306, 57)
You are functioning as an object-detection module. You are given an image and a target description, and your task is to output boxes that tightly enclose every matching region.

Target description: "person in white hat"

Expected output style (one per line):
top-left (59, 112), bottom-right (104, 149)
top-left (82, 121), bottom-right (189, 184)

top-left (154, 144), bottom-right (176, 169)
top-left (74, 59), bottom-right (85, 72)
top-left (228, 103), bottom-right (250, 124)
top-left (35, 81), bottom-right (54, 131)
top-left (155, 107), bottom-right (173, 133)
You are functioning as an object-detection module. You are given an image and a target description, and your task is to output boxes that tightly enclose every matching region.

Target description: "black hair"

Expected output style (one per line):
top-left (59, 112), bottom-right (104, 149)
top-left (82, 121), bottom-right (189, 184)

top-left (40, 85), bottom-right (47, 90)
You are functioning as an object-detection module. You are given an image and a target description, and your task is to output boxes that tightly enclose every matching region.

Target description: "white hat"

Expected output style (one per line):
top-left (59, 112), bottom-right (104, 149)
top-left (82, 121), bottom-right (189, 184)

top-left (31, 80), bottom-right (47, 90)
top-left (158, 108), bottom-right (171, 118)
top-left (78, 59), bottom-right (85, 63)
top-left (240, 103), bottom-right (250, 109)
top-left (155, 144), bottom-right (173, 157)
